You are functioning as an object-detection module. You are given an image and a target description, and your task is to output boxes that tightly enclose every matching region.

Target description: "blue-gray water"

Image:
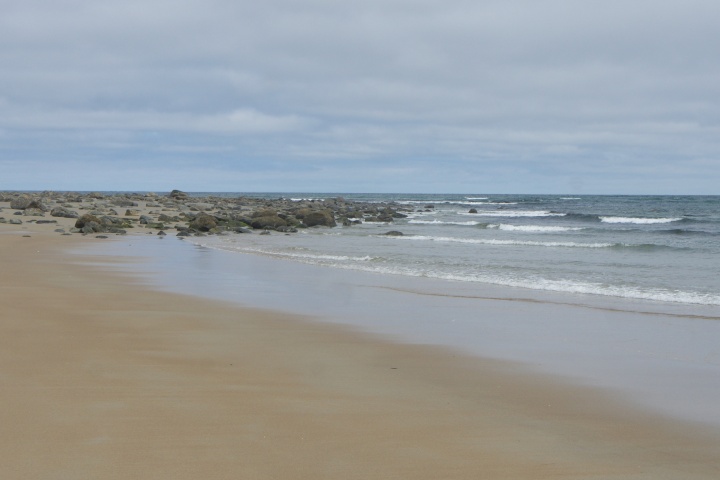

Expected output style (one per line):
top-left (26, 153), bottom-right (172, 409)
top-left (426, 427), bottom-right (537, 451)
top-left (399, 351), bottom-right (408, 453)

top-left (196, 194), bottom-right (720, 307)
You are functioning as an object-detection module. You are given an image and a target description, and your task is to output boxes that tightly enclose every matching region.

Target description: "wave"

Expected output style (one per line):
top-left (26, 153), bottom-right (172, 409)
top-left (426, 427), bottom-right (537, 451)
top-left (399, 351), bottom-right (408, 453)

top-left (385, 235), bottom-right (617, 249)
top-left (383, 235), bottom-right (682, 251)
top-left (416, 273), bottom-right (720, 306)
top-left (600, 216), bottom-right (682, 224)
top-left (289, 197), bottom-right (325, 202)
top-left (459, 210), bottom-right (566, 218)
top-left (487, 224), bottom-right (584, 232)
top-left (408, 219), bottom-right (483, 226)
top-left (465, 197), bottom-right (488, 200)
top-left (207, 243), bottom-right (377, 263)
top-left (399, 200), bottom-right (518, 206)
top-left (560, 197), bottom-right (581, 200)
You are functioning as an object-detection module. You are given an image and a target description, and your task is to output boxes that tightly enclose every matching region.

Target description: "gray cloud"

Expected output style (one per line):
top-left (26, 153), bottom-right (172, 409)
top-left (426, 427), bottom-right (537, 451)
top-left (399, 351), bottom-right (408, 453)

top-left (1, 0), bottom-right (719, 192)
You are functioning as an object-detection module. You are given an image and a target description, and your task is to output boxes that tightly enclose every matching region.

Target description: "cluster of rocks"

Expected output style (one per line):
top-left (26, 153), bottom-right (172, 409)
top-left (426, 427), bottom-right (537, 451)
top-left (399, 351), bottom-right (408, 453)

top-left (0, 190), bottom-right (412, 238)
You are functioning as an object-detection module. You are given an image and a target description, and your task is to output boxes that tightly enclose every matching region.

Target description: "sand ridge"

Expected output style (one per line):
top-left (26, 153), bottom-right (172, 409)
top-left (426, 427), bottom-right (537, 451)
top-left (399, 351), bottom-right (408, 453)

top-left (1, 228), bottom-right (720, 478)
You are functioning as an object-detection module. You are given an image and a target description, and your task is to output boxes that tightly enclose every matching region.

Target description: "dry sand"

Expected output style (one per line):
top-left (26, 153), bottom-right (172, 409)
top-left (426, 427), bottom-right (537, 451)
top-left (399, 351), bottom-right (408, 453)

top-left (2, 227), bottom-right (720, 479)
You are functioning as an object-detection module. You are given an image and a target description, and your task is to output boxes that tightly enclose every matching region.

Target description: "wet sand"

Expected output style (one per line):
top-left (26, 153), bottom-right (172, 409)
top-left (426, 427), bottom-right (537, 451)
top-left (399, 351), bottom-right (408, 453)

top-left (2, 229), bottom-right (720, 479)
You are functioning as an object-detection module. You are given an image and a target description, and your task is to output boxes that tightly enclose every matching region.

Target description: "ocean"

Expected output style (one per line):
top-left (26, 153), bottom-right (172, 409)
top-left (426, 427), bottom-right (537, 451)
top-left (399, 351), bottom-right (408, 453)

top-left (192, 193), bottom-right (720, 308)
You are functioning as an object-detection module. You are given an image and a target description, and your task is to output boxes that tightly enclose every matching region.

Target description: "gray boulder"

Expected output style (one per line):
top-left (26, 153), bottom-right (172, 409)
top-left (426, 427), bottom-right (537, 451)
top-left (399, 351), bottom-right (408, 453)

top-left (169, 189), bottom-right (189, 200)
top-left (303, 210), bottom-right (336, 227)
top-left (250, 215), bottom-right (287, 230)
top-left (51, 206), bottom-right (79, 218)
top-left (23, 208), bottom-right (46, 216)
top-left (10, 195), bottom-right (32, 210)
top-left (113, 199), bottom-right (139, 207)
top-left (189, 213), bottom-right (217, 231)
top-left (75, 214), bottom-right (102, 229)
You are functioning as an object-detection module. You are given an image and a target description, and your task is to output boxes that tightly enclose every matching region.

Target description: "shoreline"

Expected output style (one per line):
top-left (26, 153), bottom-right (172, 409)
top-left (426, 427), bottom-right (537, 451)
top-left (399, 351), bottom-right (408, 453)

top-left (3, 229), bottom-right (720, 477)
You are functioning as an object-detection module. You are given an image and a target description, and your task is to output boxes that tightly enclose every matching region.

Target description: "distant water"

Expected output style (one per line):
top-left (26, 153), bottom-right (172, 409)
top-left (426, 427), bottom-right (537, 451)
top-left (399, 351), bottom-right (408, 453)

top-left (192, 194), bottom-right (720, 307)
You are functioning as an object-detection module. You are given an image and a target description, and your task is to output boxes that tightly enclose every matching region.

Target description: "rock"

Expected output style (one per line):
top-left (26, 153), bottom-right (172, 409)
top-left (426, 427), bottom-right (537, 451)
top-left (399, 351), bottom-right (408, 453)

top-left (187, 202), bottom-right (214, 211)
top-left (157, 230), bottom-right (166, 236)
top-left (113, 199), bottom-right (138, 207)
top-left (302, 210), bottom-right (336, 227)
top-left (250, 215), bottom-right (287, 230)
top-left (51, 206), bottom-right (79, 218)
top-left (9, 218), bottom-right (22, 224)
top-left (189, 213), bottom-right (217, 231)
top-left (251, 208), bottom-right (278, 218)
top-left (36, 220), bottom-right (57, 224)
top-left (468, 208), bottom-right (478, 214)
top-left (384, 231), bottom-right (404, 236)
top-left (125, 209), bottom-right (141, 216)
top-left (158, 214), bottom-right (179, 222)
top-left (23, 208), bottom-right (45, 216)
top-left (10, 195), bottom-right (33, 210)
top-left (259, 230), bottom-right (271, 235)
top-left (75, 214), bottom-right (101, 228)
top-left (139, 215), bottom-right (154, 224)
top-left (82, 222), bottom-right (102, 234)
top-left (169, 189), bottom-right (189, 200)
top-left (95, 235), bottom-right (108, 239)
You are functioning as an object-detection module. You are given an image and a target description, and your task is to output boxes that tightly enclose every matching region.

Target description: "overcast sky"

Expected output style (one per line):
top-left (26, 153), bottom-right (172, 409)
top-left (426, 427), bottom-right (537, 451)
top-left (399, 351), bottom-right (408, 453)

top-left (1, 0), bottom-right (719, 193)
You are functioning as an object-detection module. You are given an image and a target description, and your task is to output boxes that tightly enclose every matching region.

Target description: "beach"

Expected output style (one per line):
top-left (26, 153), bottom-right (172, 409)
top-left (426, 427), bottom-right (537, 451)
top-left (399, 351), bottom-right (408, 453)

top-left (2, 193), bottom-right (720, 478)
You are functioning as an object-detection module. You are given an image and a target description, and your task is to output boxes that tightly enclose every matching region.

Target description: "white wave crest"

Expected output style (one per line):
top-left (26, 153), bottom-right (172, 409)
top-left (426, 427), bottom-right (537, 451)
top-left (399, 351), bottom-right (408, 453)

top-left (458, 210), bottom-right (566, 218)
top-left (387, 235), bottom-right (614, 248)
top-left (408, 219), bottom-right (482, 226)
top-left (487, 224), bottom-right (584, 232)
top-left (600, 216), bottom-right (681, 224)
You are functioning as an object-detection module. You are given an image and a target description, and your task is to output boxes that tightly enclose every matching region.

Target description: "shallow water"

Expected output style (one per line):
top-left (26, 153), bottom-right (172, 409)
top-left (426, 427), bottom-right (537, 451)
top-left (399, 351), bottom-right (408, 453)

top-left (76, 235), bottom-right (720, 427)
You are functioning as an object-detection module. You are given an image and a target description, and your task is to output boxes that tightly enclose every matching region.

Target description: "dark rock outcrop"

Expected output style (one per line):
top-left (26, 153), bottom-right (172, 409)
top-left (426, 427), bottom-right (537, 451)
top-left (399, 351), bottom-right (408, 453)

top-left (10, 195), bottom-right (32, 210)
top-left (51, 206), bottom-right (79, 218)
top-left (302, 210), bottom-right (336, 227)
top-left (189, 213), bottom-right (217, 231)
top-left (250, 215), bottom-right (287, 230)
top-left (75, 214), bottom-right (102, 229)
top-left (169, 190), bottom-right (189, 200)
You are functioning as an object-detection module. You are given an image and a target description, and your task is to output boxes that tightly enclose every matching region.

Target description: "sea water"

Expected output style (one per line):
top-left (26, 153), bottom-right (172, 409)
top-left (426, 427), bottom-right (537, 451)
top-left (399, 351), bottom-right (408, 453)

top-left (196, 194), bottom-right (720, 307)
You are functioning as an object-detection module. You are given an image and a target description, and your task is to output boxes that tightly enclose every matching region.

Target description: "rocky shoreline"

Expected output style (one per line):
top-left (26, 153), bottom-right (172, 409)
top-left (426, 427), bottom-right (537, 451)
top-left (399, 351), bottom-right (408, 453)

top-left (0, 190), bottom-right (415, 237)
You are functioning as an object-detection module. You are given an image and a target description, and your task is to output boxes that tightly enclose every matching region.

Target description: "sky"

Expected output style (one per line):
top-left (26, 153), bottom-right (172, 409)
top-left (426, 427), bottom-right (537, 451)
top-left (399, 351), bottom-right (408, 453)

top-left (1, 0), bottom-right (719, 194)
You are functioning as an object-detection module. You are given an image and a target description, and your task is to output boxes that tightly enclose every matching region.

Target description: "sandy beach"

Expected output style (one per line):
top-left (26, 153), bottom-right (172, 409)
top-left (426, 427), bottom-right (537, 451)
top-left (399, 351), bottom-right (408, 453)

top-left (2, 212), bottom-right (720, 478)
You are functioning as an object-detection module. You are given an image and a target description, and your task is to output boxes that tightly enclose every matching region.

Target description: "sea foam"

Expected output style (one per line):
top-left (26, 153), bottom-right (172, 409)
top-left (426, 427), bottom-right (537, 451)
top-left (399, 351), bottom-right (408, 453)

top-left (600, 216), bottom-right (682, 224)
